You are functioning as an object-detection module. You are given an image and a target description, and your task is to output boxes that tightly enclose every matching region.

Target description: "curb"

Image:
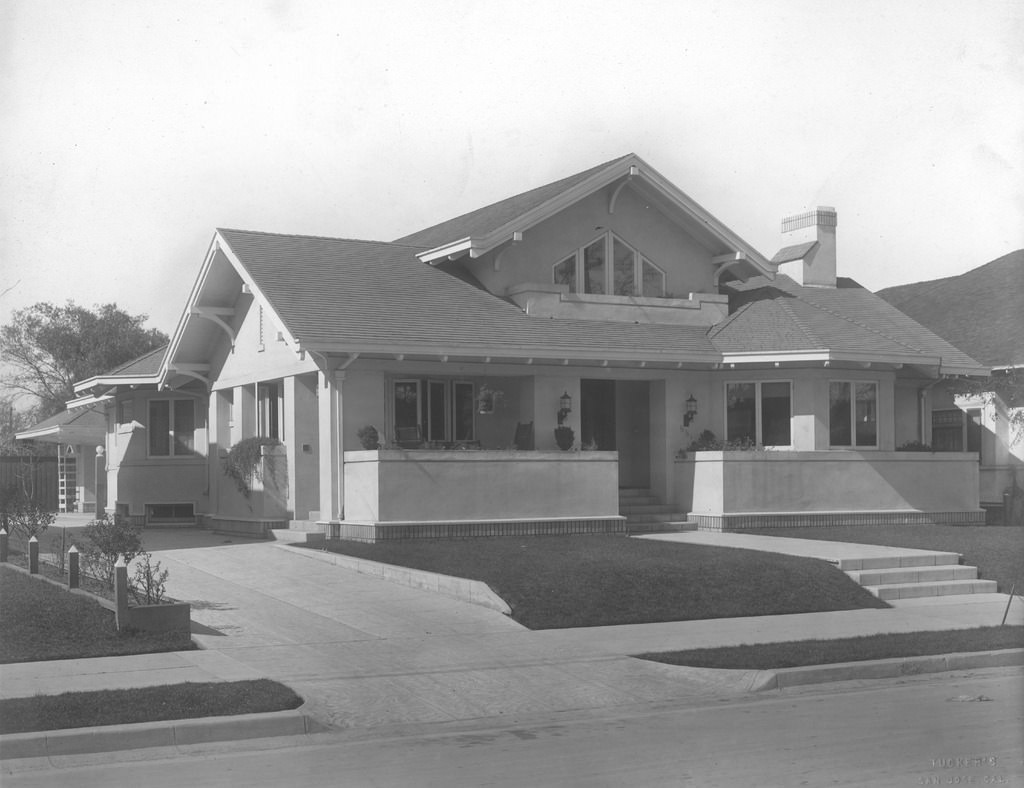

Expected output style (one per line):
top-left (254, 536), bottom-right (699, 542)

top-left (274, 543), bottom-right (513, 615)
top-left (747, 648), bottom-right (1024, 692)
top-left (0, 708), bottom-right (327, 761)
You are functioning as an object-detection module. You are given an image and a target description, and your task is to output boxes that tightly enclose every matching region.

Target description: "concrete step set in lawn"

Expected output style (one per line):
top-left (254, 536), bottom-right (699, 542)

top-left (619, 488), bottom-right (695, 534)
top-left (642, 532), bottom-right (998, 600)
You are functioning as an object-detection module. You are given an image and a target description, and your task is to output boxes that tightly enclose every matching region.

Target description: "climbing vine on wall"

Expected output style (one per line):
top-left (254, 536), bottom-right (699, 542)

top-left (223, 436), bottom-right (282, 498)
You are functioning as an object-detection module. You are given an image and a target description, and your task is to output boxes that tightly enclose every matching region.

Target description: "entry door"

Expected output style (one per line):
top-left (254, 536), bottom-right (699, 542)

top-left (615, 381), bottom-right (650, 489)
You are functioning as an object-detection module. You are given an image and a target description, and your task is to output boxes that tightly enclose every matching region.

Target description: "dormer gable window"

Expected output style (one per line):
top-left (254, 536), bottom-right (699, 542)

top-left (552, 232), bottom-right (666, 298)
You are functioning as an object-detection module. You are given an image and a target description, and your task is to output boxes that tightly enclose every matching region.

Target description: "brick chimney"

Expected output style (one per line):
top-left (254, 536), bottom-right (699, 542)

top-left (774, 207), bottom-right (837, 288)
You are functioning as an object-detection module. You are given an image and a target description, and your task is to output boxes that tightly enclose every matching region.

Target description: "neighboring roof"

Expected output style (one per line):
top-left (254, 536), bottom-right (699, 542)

top-left (876, 250), bottom-right (1024, 368)
top-left (711, 275), bottom-right (987, 374)
top-left (16, 404), bottom-right (107, 445)
top-left (216, 229), bottom-right (719, 362)
top-left (394, 154), bottom-right (633, 249)
top-left (770, 241), bottom-right (818, 265)
top-left (106, 344), bottom-right (168, 376)
top-left (73, 344), bottom-right (168, 395)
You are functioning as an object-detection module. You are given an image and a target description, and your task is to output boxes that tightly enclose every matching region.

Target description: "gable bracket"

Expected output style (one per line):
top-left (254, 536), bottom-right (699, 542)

top-left (608, 165), bottom-right (639, 215)
top-left (167, 363), bottom-right (212, 390)
top-left (190, 306), bottom-right (237, 349)
top-left (493, 231), bottom-right (524, 271)
top-left (712, 253), bottom-right (750, 286)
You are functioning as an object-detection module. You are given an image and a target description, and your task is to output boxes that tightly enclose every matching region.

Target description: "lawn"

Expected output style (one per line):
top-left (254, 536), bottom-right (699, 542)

top-left (636, 625), bottom-right (1024, 670)
top-left (0, 680), bottom-right (303, 735)
top-left (315, 535), bottom-right (888, 629)
top-left (0, 565), bottom-right (193, 663)
top-left (744, 525), bottom-right (1024, 593)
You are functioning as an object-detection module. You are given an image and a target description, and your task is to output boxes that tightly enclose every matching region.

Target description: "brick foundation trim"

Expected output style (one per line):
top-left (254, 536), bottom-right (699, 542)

top-left (319, 516), bottom-right (627, 542)
top-left (691, 510), bottom-right (987, 531)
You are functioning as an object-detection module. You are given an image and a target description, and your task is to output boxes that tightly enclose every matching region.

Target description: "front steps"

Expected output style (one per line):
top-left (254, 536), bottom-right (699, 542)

top-left (841, 555), bottom-right (997, 601)
top-left (620, 488), bottom-right (695, 534)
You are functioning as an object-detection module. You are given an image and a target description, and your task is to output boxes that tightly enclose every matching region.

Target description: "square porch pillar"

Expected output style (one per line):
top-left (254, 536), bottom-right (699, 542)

top-left (317, 370), bottom-right (345, 523)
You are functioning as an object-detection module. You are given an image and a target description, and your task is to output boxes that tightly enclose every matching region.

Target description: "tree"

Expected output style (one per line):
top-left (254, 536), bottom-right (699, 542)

top-left (946, 368), bottom-right (1024, 444)
top-left (0, 301), bottom-right (168, 418)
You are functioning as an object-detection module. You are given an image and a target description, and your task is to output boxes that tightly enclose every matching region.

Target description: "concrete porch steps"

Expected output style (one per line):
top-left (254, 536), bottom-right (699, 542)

top-left (842, 553), bottom-right (997, 601)
top-left (864, 579), bottom-right (998, 601)
top-left (619, 488), bottom-right (695, 534)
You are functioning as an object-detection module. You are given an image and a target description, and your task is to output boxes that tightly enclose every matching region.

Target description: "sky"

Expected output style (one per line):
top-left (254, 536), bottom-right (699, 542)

top-left (1, 0), bottom-right (1022, 338)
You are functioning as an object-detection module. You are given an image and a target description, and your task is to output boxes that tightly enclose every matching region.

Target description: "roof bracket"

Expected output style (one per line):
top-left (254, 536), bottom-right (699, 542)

top-left (190, 306), bottom-right (237, 350)
top-left (608, 165), bottom-right (639, 215)
top-left (493, 231), bottom-right (524, 271)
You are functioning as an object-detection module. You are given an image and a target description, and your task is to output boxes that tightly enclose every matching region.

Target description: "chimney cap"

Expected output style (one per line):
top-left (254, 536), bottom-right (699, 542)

top-left (782, 207), bottom-right (837, 233)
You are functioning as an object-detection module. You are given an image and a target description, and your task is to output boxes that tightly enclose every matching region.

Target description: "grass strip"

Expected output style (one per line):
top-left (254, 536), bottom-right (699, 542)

top-left (0, 565), bottom-right (193, 664)
top-left (635, 625), bottom-right (1024, 670)
top-left (315, 535), bottom-right (888, 629)
top-left (0, 679), bottom-right (303, 735)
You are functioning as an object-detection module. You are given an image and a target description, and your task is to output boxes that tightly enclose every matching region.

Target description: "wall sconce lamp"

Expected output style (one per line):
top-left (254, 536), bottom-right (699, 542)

top-left (557, 391), bottom-right (572, 425)
top-left (684, 394), bottom-right (698, 426)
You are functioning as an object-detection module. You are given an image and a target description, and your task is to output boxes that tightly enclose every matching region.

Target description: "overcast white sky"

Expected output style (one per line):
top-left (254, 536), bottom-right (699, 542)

top-left (1, 0), bottom-right (1021, 336)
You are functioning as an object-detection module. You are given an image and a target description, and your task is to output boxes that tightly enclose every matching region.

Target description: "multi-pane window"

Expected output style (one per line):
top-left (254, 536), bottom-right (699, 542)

top-left (725, 381), bottom-right (791, 446)
top-left (258, 381), bottom-right (281, 440)
top-left (829, 382), bottom-right (878, 447)
top-left (392, 379), bottom-right (475, 444)
top-left (552, 232), bottom-right (666, 297)
top-left (932, 408), bottom-right (982, 454)
top-left (148, 399), bottom-right (197, 457)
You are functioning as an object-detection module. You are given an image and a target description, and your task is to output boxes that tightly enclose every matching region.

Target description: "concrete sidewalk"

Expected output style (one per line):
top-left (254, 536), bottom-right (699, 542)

top-left (2, 530), bottom-right (1022, 755)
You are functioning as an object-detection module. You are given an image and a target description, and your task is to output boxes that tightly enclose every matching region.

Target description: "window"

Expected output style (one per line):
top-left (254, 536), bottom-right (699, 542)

top-left (258, 381), bottom-right (281, 440)
top-left (392, 379), bottom-right (475, 443)
top-left (148, 399), bottom-right (197, 457)
top-left (146, 503), bottom-right (195, 523)
top-left (725, 381), bottom-right (791, 446)
top-left (829, 381), bottom-right (878, 447)
top-left (932, 408), bottom-right (982, 454)
top-left (551, 232), bottom-right (666, 297)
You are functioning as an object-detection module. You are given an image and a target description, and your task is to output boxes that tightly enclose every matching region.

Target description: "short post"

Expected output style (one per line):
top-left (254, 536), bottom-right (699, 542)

top-left (114, 555), bottom-right (129, 631)
top-left (68, 545), bottom-right (80, 589)
top-left (1001, 583), bottom-right (1016, 627)
top-left (0, 528), bottom-right (7, 563)
top-left (29, 536), bottom-right (39, 574)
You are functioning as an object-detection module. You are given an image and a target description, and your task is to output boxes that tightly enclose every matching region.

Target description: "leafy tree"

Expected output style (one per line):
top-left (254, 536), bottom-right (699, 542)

top-left (0, 301), bottom-right (168, 418)
top-left (947, 368), bottom-right (1024, 444)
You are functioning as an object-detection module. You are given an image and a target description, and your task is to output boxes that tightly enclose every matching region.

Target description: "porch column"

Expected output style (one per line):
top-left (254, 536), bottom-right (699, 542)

top-left (317, 370), bottom-right (345, 522)
top-left (231, 385), bottom-right (256, 445)
top-left (208, 390), bottom-right (231, 515)
top-left (285, 375), bottom-right (319, 520)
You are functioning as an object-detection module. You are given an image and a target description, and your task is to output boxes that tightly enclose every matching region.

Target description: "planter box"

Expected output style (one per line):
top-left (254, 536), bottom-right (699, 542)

top-left (120, 601), bottom-right (191, 634)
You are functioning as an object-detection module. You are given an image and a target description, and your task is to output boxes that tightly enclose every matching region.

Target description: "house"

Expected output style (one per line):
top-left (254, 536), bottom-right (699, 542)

top-left (877, 250), bottom-right (1024, 515)
top-left (55, 153), bottom-right (989, 539)
top-left (14, 403), bottom-right (107, 513)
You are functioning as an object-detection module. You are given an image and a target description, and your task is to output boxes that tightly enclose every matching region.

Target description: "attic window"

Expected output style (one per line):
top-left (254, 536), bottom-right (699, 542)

top-left (552, 232), bottom-right (665, 297)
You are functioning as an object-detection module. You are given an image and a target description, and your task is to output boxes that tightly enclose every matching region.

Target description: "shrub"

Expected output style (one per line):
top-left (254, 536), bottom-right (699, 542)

top-left (685, 429), bottom-right (762, 453)
top-left (0, 486), bottom-right (55, 545)
top-left (130, 552), bottom-right (170, 604)
top-left (80, 514), bottom-right (143, 588)
top-left (896, 440), bottom-right (933, 452)
top-left (357, 425), bottom-right (381, 450)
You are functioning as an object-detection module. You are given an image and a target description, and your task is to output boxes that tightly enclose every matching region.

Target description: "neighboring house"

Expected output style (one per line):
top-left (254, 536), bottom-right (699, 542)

top-left (877, 250), bottom-right (1024, 511)
top-left (44, 153), bottom-right (990, 539)
top-left (14, 403), bottom-right (107, 513)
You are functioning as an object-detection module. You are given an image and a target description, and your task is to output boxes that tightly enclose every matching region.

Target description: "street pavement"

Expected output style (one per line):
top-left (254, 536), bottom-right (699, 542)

top-left (5, 527), bottom-right (1020, 735)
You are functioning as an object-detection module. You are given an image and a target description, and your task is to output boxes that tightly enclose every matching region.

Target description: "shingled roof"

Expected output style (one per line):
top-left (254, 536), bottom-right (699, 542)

top-left (217, 228), bottom-right (718, 362)
top-left (393, 154), bottom-right (634, 250)
top-left (711, 275), bottom-right (987, 373)
top-left (876, 250), bottom-right (1024, 368)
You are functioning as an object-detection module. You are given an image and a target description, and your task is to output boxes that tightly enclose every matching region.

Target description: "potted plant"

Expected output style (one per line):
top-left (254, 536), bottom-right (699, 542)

top-left (357, 425), bottom-right (381, 450)
top-left (554, 425), bottom-right (575, 451)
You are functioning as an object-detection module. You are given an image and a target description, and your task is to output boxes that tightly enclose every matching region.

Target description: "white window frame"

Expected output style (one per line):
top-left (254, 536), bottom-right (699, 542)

top-left (931, 407), bottom-right (982, 455)
top-left (829, 380), bottom-right (879, 449)
top-left (551, 231), bottom-right (666, 297)
top-left (390, 378), bottom-right (476, 444)
top-left (724, 380), bottom-right (793, 447)
top-left (147, 398), bottom-right (198, 458)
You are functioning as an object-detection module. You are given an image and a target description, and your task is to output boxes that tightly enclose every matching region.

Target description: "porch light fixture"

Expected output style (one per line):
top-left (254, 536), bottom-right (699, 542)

top-left (557, 391), bottom-right (572, 425)
top-left (684, 394), bottom-right (698, 426)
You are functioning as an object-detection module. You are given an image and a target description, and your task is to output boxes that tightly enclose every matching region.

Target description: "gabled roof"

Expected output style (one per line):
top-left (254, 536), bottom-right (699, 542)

top-left (16, 403), bottom-right (107, 445)
top-left (392, 153), bottom-right (775, 279)
top-left (711, 275), bottom-right (987, 374)
top-left (216, 229), bottom-right (718, 362)
top-left (876, 250), bottom-right (1024, 368)
top-left (394, 154), bottom-right (633, 249)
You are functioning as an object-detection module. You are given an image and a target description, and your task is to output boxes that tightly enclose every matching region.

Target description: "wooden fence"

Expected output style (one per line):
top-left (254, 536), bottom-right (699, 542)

top-left (0, 456), bottom-right (58, 510)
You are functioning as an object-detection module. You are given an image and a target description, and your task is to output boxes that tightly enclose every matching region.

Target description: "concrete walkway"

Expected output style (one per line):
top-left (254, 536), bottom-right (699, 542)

top-left (5, 529), bottom-right (1021, 735)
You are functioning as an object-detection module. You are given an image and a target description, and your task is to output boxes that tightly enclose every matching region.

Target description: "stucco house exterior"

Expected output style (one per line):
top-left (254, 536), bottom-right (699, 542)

top-left (877, 250), bottom-right (1023, 516)
top-left (58, 154), bottom-right (989, 539)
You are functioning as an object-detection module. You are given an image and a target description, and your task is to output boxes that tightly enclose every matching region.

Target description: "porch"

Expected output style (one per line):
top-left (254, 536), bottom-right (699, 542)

top-left (674, 450), bottom-right (986, 531)
top-left (329, 448), bottom-right (625, 542)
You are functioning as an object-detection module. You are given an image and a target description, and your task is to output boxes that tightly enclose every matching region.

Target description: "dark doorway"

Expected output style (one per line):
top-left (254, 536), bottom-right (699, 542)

top-left (581, 380), bottom-right (616, 451)
top-left (581, 379), bottom-right (651, 489)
